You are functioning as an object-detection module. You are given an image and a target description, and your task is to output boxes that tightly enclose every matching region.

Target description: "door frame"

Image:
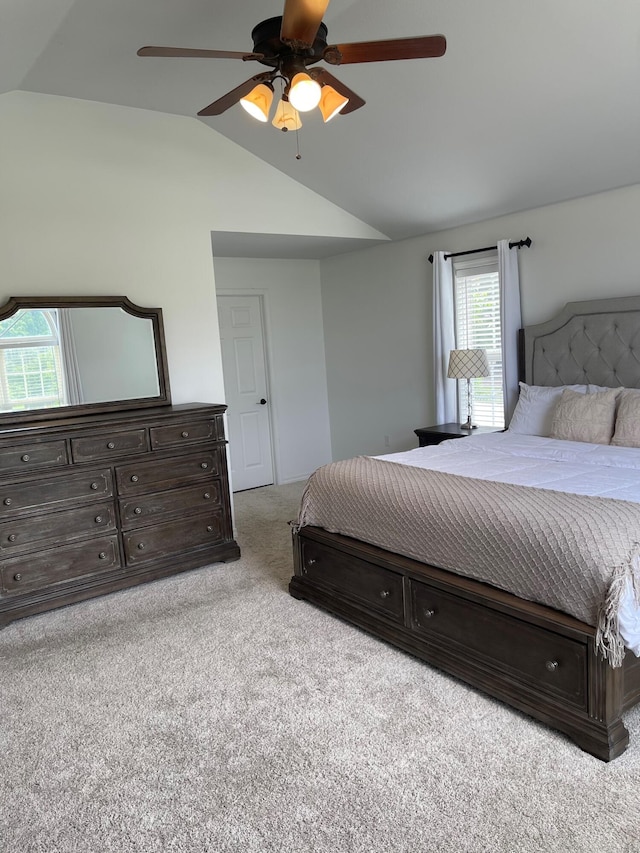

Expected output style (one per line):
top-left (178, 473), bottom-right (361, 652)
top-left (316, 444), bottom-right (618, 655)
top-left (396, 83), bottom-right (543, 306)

top-left (216, 289), bottom-right (279, 487)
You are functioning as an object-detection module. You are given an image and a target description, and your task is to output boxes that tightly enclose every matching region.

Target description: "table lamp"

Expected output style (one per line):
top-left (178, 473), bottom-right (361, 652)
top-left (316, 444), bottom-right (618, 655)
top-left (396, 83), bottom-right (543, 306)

top-left (447, 348), bottom-right (491, 430)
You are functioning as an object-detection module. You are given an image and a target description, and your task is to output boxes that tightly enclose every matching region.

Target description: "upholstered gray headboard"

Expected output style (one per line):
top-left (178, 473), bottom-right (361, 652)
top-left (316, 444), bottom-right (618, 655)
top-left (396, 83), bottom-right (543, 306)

top-left (521, 295), bottom-right (640, 388)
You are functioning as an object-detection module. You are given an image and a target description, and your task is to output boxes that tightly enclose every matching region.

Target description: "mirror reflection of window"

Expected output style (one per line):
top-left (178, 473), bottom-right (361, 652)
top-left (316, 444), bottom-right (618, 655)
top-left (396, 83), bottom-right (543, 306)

top-left (0, 309), bottom-right (73, 412)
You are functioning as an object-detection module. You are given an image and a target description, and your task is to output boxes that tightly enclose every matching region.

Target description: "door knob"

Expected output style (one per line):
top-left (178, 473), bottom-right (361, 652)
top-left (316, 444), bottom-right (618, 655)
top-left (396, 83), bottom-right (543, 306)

top-left (259, 398), bottom-right (267, 405)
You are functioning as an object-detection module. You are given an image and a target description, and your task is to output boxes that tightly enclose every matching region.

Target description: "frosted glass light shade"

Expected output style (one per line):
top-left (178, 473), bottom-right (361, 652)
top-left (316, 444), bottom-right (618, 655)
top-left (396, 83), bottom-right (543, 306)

top-left (271, 99), bottom-right (302, 131)
top-left (240, 83), bottom-right (274, 122)
top-left (319, 85), bottom-right (349, 122)
top-left (288, 72), bottom-right (322, 112)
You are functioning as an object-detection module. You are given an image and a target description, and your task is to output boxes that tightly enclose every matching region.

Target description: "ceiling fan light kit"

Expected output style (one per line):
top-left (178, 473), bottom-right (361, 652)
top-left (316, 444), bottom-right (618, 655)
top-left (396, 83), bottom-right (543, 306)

top-left (137, 0), bottom-right (446, 134)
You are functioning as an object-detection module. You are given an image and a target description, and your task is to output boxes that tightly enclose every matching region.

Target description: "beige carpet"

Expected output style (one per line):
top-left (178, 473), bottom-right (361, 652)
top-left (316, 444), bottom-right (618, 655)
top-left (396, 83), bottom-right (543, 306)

top-left (1, 480), bottom-right (640, 853)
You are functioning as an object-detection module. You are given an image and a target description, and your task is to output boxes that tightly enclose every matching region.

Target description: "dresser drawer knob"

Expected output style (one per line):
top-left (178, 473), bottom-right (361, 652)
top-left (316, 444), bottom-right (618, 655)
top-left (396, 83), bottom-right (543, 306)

top-left (207, 525), bottom-right (214, 532)
top-left (307, 558), bottom-right (316, 566)
top-left (8, 534), bottom-right (16, 542)
top-left (90, 482), bottom-right (99, 491)
top-left (98, 552), bottom-right (107, 560)
top-left (94, 516), bottom-right (103, 524)
top-left (13, 573), bottom-right (22, 582)
top-left (181, 431), bottom-right (189, 438)
top-left (380, 590), bottom-right (391, 598)
top-left (134, 507), bottom-right (142, 515)
top-left (545, 660), bottom-right (559, 672)
top-left (130, 475), bottom-right (139, 483)
top-left (137, 542), bottom-right (145, 550)
top-left (107, 441), bottom-right (115, 450)
top-left (423, 608), bottom-right (435, 619)
top-left (21, 454), bottom-right (30, 462)
top-left (4, 498), bottom-right (12, 506)
top-left (200, 462), bottom-right (209, 470)
top-left (203, 492), bottom-right (211, 500)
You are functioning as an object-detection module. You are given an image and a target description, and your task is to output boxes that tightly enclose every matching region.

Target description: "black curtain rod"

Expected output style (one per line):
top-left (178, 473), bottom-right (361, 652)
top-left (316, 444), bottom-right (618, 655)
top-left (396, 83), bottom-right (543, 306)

top-left (428, 237), bottom-right (531, 264)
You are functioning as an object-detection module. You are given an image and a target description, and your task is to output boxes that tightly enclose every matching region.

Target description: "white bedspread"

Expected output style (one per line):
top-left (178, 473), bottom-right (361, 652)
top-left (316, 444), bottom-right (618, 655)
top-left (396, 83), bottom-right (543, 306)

top-left (377, 431), bottom-right (640, 655)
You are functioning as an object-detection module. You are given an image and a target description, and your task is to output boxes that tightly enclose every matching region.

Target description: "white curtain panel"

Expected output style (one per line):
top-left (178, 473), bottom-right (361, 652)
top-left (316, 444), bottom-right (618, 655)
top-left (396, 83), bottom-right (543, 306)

top-left (498, 239), bottom-right (522, 425)
top-left (58, 309), bottom-right (84, 405)
top-left (432, 251), bottom-right (456, 423)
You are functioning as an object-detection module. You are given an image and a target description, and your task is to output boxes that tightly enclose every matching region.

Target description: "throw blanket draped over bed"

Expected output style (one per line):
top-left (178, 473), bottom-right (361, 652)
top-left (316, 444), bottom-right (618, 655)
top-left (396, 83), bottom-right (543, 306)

top-left (295, 455), bottom-right (640, 667)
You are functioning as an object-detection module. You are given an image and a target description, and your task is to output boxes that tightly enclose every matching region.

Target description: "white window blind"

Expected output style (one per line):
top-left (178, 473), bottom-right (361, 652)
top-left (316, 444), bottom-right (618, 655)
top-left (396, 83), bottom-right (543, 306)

top-left (453, 256), bottom-right (504, 428)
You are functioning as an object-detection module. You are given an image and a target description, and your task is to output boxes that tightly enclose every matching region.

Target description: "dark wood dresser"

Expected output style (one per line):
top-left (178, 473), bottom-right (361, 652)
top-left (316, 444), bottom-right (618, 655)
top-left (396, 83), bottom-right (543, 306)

top-left (0, 402), bottom-right (240, 627)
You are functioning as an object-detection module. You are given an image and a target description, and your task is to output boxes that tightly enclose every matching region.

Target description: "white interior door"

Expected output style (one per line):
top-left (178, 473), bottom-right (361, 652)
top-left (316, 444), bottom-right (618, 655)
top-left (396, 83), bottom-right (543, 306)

top-left (217, 295), bottom-right (274, 492)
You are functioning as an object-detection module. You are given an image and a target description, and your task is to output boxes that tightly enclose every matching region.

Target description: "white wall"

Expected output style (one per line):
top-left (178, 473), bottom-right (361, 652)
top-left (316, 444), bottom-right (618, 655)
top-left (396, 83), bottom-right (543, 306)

top-left (321, 184), bottom-right (640, 462)
top-left (213, 257), bottom-right (332, 484)
top-left (0, 90), bottom-right (379, 474)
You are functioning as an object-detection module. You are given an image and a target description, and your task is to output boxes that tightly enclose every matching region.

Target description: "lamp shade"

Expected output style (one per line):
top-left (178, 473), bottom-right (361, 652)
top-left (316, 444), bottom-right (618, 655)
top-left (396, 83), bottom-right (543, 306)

top-left (319, 85), bottom-right (349, 122)
top-left (240, 83), bottom-right (274, 122)
top-left (271, 98), bottom-right (302, 131)
top-left (447, 348), bottom-right (490, 380)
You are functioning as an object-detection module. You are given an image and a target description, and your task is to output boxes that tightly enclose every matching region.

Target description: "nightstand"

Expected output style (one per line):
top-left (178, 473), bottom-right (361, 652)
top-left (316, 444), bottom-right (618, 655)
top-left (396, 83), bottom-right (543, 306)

top-left (414, 423), bottom-right (500, 447)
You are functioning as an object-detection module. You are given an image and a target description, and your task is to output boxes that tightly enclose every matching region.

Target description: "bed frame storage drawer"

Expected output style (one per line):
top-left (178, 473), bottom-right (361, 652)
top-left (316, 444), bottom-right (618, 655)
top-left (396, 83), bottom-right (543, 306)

top-left (410, 578), bottom-right (587, 708)
top-left (299, 538), bottom-right (404, 622)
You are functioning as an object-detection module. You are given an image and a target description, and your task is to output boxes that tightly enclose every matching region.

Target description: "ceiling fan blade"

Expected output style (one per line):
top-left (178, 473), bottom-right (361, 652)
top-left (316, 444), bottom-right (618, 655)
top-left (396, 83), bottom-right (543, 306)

top-left (197, 72), bottom-right (273, 116)
top-left (137, 46), bottom-right (262, 61)
top-left (280, 0), bottom-right (330, 48)
top-left (324, 34), bottom-right (446, 65)
top-left (310, 67), bottom-right (365, 115)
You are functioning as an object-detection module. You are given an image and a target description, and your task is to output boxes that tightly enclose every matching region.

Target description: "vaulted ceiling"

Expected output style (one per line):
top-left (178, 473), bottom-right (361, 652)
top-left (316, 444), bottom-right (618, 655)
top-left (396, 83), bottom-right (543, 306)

top-left (5, 0), bottom-right (640, 243)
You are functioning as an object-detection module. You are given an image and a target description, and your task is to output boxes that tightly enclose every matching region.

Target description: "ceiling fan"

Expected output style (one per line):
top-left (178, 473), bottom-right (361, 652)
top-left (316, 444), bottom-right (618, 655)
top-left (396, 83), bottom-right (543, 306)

top-left (137, 0), bottom-right (446, 130)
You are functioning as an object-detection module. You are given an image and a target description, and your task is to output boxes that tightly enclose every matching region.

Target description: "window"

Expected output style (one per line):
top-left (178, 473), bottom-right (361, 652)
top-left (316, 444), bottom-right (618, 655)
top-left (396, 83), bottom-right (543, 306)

top-left (453, 255), bottom-right (504, 428)
top-left (0, 309), bottom-right (66, 412)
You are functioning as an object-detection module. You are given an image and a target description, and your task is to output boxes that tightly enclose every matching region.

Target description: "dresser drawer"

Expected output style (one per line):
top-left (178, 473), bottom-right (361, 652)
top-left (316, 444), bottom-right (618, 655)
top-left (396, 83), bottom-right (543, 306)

top-left (410, 579), bottom-right (587, 708)
top-left (123, 510), bottom-right (226, 565)
top-left (1, 535), bottom-right (121, 594)
top-left (0, 440), bottom-right (68, 474)
top-left (71, 429), bottom-right (148, 462)
top-left (150, 418), bottom-right (220, 449)
top-left (0, 469), bottom-right (113, 518)
top-left (0, 502), bottom-right (116, 553)
top-left (119, 480), bottom-right (222, 529)
top-left (299, 539), bottom-right (404, 622)
top-left (116, 450), bottom-right (221, 496)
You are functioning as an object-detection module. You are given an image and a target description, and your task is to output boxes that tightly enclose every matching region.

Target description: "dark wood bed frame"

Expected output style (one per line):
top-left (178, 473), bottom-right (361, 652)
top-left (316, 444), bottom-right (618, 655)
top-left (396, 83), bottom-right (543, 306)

top-left (290, 295), bottom-right (640, 761)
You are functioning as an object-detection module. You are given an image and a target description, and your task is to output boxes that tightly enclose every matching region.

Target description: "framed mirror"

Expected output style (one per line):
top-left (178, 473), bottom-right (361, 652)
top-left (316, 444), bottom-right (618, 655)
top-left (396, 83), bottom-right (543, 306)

top-left (0, 296), bottom-right (171, 423)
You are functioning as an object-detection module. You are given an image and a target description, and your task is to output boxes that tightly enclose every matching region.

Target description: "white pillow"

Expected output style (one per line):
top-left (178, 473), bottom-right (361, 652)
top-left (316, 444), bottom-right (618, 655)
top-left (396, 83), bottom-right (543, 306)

top-left (508, 383), bottom-right (588, 436)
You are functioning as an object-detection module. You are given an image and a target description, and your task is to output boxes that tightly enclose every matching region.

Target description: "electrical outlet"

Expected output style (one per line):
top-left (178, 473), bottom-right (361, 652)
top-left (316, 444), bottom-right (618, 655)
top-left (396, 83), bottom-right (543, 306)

top-left (384, 434), bottom-right (391, 447)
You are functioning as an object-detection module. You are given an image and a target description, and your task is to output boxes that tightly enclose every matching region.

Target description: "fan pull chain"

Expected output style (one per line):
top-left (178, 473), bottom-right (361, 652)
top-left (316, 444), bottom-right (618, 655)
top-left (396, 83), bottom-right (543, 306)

top-left (295, 128), bottom-right (302, 160)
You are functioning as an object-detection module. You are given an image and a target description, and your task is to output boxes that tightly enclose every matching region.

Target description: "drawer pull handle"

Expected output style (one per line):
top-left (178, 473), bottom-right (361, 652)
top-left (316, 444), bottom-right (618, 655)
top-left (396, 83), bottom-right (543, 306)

top-left (130, 475), bottom-right (139, 483)
top-left (307, 558), bottom-right (316, 566)
top-left (181, 431), bottom-right (189, 438)
top-left (134, 507), bottom-right (142, 515)
top-left (95, 516), bottom-right (103, 524)
top-left (21, 454), bottom-right (30, 462)
top-left (137, 542), bottom-right (145, 550)
top-left (90, 482), bottom-right (99, 491)
top-left (545, 660), bottom-right (559, 672)
top-left (207, 525), bottom-right (214, 532)
top-left (8, 534), bottom-right (16, 542)
top-left (4, 498), bottom-right (12, 506)
top-left (98, 552), bottom-right (107, 560)
top-left (107, 441), bottom-right (115, 450)
top-left (200, 462), bottom-right (209, 470)
top-left (380, 590), bottom-right (391, 598)
top-left (423, 608), bottom-right (435, 619)
top-left (13, 573), bottom-right (22, 582)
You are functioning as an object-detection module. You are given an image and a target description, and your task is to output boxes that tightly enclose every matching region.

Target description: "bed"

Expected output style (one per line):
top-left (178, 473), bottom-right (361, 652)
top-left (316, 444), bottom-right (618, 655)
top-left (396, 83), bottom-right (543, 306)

top-left (289, 295), bottom-right (640, 761)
